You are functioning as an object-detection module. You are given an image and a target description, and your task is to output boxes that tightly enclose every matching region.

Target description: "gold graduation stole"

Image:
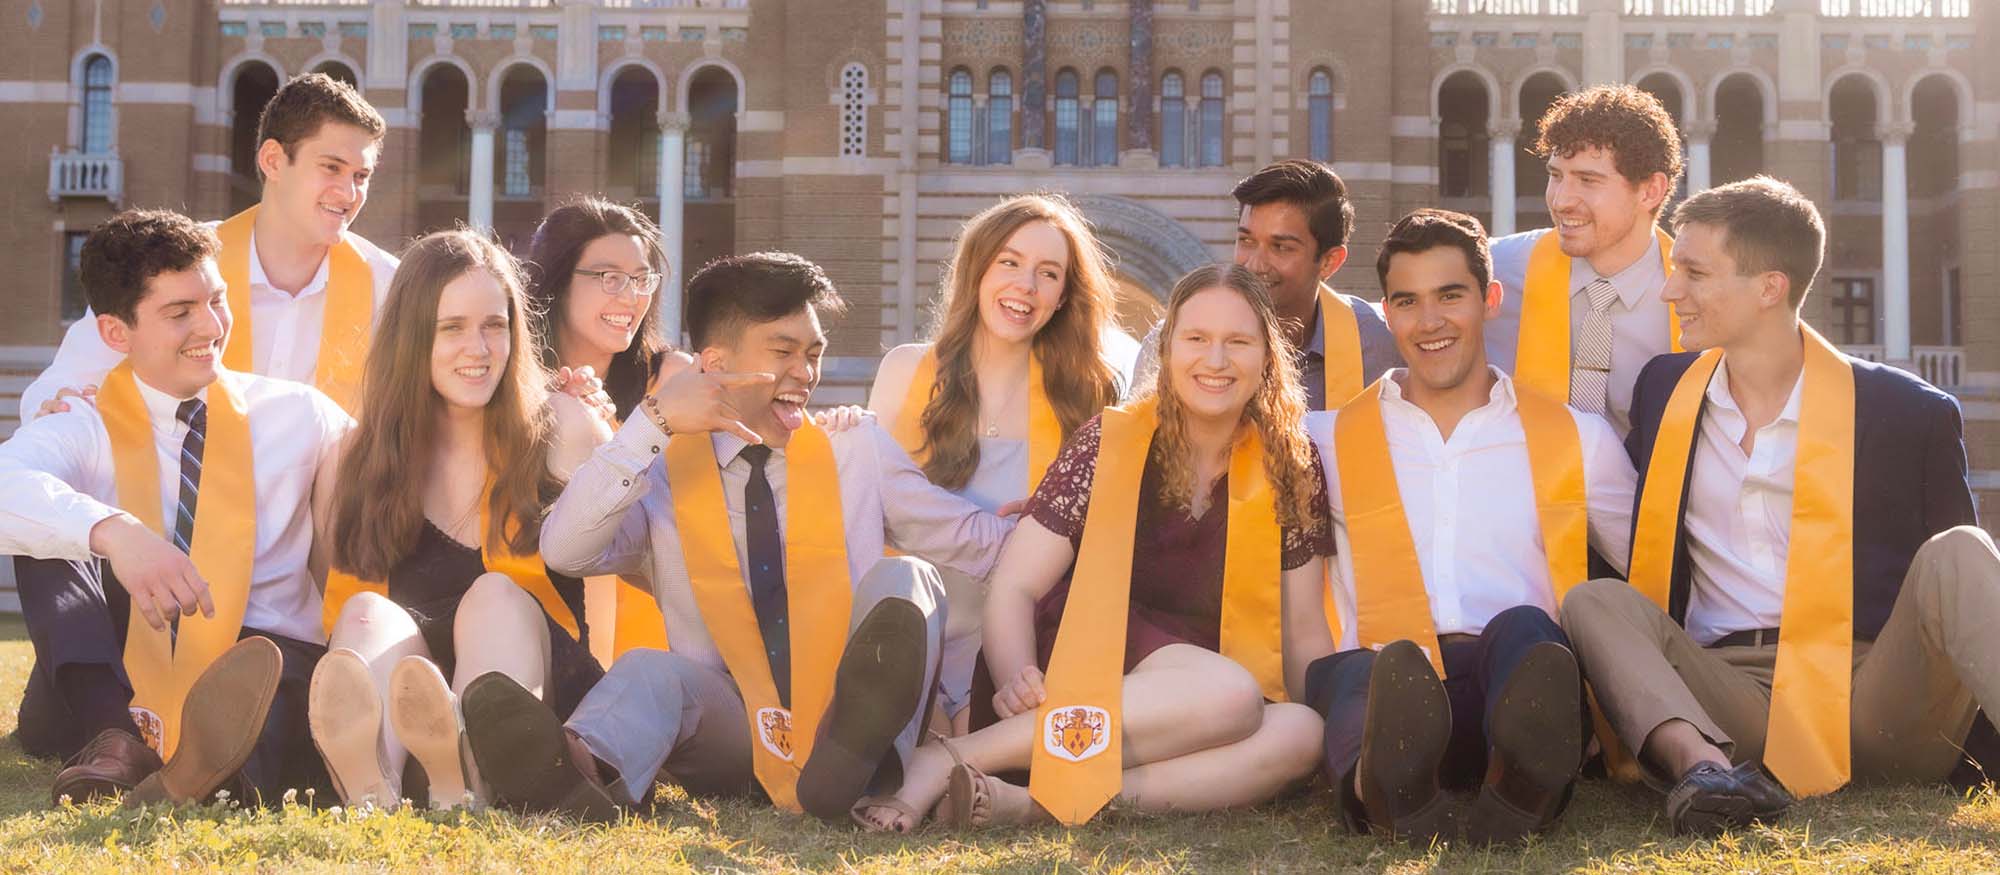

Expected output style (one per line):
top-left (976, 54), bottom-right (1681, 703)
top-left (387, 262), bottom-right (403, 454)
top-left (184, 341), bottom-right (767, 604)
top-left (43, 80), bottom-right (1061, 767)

top-left (664, 425), bottom-right (854, 812)
top-left (1627, 329), bottom-right (1856, 796)
top-left (1333, 378), bottom-right (1585, 676)
top-left (322, 478), bottom-right (581, 640)
top-left (1318, 285), bottom-right (1366, 409)
top-left (100, 363), bottom-right (257, 757)
top-left (1513, 228), bottom-right (1681, 403)
top-left (1030, 399), bottom-right (1284, 825)
top-left (890, 346), bottom-right (1063, 493)
top-left (215, 206), bottom-right (374, 412)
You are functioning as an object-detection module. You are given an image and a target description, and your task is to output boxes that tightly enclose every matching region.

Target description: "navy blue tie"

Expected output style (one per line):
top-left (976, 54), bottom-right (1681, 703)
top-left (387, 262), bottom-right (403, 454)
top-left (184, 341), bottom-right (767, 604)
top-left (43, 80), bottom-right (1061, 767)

top-left (739, 444), bottom-right (790, 707)
top-left (171, 398), bottom-right (206, 553)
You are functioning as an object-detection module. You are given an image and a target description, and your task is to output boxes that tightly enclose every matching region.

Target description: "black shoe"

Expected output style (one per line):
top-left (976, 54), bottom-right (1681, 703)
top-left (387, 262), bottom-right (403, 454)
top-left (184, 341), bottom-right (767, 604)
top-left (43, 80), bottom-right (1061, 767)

top-left (796, 598), bottom-right (929, 823)
top-left (1665, 760), bottom-right (1792, 836)
top-left (461, 672), bottom-right (619, 822)
top-left (1356, 640), bottom-right (1456, 846)
top-left (1466, 641), bottom-right (1583, 845)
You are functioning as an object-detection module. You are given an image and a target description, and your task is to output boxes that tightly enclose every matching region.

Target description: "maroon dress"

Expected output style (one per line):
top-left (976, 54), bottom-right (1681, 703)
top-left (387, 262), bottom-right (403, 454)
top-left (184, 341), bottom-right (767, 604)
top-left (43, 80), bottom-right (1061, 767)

top-left (970, 415), bottom-right (1334, 729)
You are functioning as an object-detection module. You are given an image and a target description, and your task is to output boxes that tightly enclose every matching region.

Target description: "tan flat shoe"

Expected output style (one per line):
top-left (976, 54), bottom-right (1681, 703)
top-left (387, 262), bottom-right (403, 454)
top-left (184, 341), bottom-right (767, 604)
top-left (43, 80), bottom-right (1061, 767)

top-left (388, 655), bottom-right (468, 810)
top-left (308, 648), bottom-right (393, 807)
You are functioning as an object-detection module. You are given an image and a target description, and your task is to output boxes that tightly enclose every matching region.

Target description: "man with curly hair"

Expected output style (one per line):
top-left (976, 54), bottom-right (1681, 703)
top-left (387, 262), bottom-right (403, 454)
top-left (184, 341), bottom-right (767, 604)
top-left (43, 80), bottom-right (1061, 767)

top-left (1483, 85), bottom-right (1683, 437)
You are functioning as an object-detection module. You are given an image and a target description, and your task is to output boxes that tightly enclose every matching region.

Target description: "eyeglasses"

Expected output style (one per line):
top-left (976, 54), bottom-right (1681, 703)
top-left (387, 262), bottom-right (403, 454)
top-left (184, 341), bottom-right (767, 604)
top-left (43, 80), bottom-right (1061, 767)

top-left (573, 269), bottom-right (662, 299)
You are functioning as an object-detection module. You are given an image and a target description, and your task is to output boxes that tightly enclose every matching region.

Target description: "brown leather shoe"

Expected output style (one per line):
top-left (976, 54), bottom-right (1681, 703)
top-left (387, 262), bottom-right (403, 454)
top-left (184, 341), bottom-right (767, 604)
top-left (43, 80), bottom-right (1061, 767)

top-left (1356, 640), bottom-right (1457, 846)
top-left (51, 728), bottom-right (163, 806)
top-left (1465, 641), bottom-right (1584, 845)
top-left (125, 637), bottom-right (283, 806)
top-left (461, 671), bottom-right (619, 821)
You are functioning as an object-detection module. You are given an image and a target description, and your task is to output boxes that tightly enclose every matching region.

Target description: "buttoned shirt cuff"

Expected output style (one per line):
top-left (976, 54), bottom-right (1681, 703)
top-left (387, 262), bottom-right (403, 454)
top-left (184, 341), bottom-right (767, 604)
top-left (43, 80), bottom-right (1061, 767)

top-left (604, 411), bottom-right (672, 478)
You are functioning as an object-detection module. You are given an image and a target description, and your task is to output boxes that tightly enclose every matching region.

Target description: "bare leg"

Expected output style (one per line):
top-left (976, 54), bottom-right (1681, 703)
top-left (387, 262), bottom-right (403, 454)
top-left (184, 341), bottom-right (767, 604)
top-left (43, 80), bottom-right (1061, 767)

top-left (320, 592), bottom-right (430, 802)
top-left (449, 573), bottom-right (554, 799)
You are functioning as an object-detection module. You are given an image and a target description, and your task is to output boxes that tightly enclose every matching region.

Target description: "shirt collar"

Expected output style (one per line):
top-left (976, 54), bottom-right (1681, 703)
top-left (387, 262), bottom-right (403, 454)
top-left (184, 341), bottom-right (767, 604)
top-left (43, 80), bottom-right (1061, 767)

top-left (130, 372), bottom-right (203, 429)
top-left (1378, 365), bottom-right (1516, 415)
top-left (1705, 357), bottom-right (1805, 425)
top-left (1573, 230), bottom-right (1662, 311)
top-left (246, 227), bottom-right (333, 299)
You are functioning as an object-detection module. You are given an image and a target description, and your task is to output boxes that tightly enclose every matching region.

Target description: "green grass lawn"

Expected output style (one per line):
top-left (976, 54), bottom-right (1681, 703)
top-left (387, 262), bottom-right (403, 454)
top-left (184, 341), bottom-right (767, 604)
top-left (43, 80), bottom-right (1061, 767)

top-left (1, 615), bottom-right (1997, 874)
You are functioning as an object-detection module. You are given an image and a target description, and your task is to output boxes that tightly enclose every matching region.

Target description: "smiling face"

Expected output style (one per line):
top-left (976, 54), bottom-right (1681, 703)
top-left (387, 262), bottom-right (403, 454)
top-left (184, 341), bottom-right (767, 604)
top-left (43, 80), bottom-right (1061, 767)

top-left (977, 220), bottom-right (1070, 346)
top-left (561, 232), bottom-right (655, 362)
top-left (1165, 286), bottom-right (1269, 424)
top-left (1381, 245), bottom-right (1501, 396)
top-left (258, 121), bottom-right (380, 247)
top-left (1234, 201), bottom-right (1341, 321)
top-left (430, 268), bottom-right (512, 413)
top-left (100, 260), bottom-right (232, 399)
top-left (1659, 222), bottom-right (1782, 352)
top-left (703, 307), bottom-right (826, 442)
top-left (1545, 145), bottom-right (1660, 262)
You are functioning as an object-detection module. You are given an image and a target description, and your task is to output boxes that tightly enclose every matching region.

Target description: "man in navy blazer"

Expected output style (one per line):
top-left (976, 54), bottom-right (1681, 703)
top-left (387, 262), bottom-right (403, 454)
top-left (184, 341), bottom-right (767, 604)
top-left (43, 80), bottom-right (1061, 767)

top-left (1559, 176), bottom-right (2000, 836)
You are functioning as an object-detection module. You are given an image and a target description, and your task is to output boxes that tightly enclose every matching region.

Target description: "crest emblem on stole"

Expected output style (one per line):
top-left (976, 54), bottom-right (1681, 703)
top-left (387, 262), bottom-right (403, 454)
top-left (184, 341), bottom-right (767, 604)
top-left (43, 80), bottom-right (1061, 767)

top-left (130, 706), bottom-right (166, 755)
top-left (755, 707), bottom-right (796, 761)
top-left (1042, 705), bottom-right (1110, 762)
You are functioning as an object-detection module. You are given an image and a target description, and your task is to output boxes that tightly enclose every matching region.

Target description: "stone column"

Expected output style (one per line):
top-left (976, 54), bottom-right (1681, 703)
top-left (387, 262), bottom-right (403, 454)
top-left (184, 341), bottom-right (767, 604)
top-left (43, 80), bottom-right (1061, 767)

top-left (1126, 0), bottom-right (1154, 154)
top-left (1882, 120), bottom-right (1915, 362)
top-left (657, 111), bottom-right (689, 345)
top-left (1020, 0), bottom-right (1048, 153)
top-left (1488, 118), bottom-right (1520, 237)
top-left (467, 109), bottom-right (499, 230)
top-left (1684, 119), bottom-right (1715, 194)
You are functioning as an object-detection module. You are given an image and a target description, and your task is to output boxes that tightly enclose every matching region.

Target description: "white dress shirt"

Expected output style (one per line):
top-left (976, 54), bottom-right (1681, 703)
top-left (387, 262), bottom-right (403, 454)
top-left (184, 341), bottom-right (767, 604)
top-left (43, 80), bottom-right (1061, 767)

top-left (0, 369), bottom-right (353, 644)
top-left (540, 413), bottom-right (1016, 676)
top-left (1681, 360), bottom-right (1804, 646)
top-left (1308, 368), bottom-right (1638, 649)
top-left (1485, 228), bottom-right (1674, 437)
top-left (18, 227), bottom-right (398, 422)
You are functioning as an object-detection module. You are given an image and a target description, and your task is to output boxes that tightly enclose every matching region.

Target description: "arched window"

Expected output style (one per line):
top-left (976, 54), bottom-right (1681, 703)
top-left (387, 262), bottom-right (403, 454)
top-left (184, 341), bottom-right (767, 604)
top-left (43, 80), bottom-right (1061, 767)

top-left (1308, 68), bottom-right (1333, 162)
top-left (1092, 69), bottom-right (1118, 167)
top-left (1054, 68), bottom-right (1080, 166)
top-left (81, 55), bottom-right (114, 153)
top-left (1199, 70), bottom-right (1225, 167)
top-left (840, 62), bottom-right (868, 158)
top-left (1160, 71), bottom-right (1185, 168)
top-left (946, 68), bottom-right (974, 165)
top-left (987, 69), bottom-right (1012, 165)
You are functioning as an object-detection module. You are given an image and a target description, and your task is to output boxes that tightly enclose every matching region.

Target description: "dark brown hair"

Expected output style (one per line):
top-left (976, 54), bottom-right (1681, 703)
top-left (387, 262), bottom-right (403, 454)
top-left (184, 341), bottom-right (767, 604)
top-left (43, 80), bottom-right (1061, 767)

top-left (1375, 209), bottom-right (1494, 293)
top-left (255, 72), bottom-right (386, 174)
top-left (918, 194), bottom-right (1122, 491)
top-left (81, 209), bottom-right (221, 323)
top-left (1670, 176), bottom-right (1825, 308)
top-left (1231, 159), bottom-right (1355, 256)
top-left (684, 252), bottom-right (848, 350)
top-left (1145, 264), bottom-right (1318, 531)
top-left (1533, 84), bottom-right (1684, 193)
top-left (330, 230), bottom-right (558, 580)
top-left (526, 197), bottom-right (669, 420)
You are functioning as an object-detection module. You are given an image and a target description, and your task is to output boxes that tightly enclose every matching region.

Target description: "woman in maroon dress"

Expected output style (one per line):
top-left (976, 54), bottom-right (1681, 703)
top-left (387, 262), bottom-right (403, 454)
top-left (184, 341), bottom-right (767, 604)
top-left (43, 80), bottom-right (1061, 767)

top-left (857, 264), bottom-right (1337, 831)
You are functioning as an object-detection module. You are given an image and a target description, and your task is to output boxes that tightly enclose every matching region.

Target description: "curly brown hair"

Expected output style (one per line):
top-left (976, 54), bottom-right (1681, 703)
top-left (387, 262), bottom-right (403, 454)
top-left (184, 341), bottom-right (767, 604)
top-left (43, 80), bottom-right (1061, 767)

top-left (1533, 84), bottom-right (1683, 192)
top-left (81, 209), bottom-right (222, 324)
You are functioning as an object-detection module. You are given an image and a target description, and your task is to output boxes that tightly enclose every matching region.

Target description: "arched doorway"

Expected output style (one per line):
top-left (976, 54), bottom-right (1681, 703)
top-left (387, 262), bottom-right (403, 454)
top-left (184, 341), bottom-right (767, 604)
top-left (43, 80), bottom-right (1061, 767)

top-left (607, 66), bottom-right (663, 211)
top-left (1436, 71), bottom-right (1492, 228)
top-left (415, 62), bottom-right (470, 235)
top-left (681, 66), bottom-right (739, 286)
top-left (1515, 72), bottom-right (1569, 230)
top-left (1712, 74), bottom-right (1766, 186)
top-left (229, 61), bottom-right (281, 213)
top-left (493, 64), bottom-right (549, 252)
top-left (1910, 75), bottom-right (1962, 353)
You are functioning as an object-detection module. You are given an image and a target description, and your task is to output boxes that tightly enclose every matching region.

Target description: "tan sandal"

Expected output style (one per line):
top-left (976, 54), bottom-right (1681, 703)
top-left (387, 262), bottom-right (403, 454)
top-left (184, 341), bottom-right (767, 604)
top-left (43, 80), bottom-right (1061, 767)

top-left (850, 793), bottom-right (924, 833)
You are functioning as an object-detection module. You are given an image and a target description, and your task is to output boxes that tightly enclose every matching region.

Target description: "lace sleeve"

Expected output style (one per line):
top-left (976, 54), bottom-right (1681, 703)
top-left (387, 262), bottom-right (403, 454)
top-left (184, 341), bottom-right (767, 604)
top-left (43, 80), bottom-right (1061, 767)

top-left (1024, 415), bottom-right (1104, 546)
top-left (1281, 441), bottom-right (1337, 570)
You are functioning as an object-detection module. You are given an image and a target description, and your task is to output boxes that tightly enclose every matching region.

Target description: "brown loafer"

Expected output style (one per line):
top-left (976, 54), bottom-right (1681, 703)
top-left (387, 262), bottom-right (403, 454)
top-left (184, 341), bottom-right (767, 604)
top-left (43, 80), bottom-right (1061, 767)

top-left (1466, 641), bottom-right (1584, 845)
top-left (125, 636), bottom-right (283, 806)
top-left (796, 597), bottom-right (929, 823)
top-left (51, 727), bottom-right (163, 806)
top-left (1357, 640), bottom-right (1456, 846)
top-left (461, 671), bottom-right (619, 822)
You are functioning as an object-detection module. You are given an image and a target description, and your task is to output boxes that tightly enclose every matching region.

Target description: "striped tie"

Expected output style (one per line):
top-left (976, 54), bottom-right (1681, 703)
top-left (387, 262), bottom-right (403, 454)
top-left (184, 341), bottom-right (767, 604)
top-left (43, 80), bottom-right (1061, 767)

top-left (171, 398), bottom-right (206, 553)
top-left (1569, 278), bottom-right (1619, 416)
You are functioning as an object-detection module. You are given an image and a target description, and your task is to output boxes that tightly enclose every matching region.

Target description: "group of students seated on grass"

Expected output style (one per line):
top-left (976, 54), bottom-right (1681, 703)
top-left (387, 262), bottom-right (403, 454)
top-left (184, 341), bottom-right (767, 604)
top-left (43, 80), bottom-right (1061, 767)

top-left (5, 71), bottom-right (2000, 846)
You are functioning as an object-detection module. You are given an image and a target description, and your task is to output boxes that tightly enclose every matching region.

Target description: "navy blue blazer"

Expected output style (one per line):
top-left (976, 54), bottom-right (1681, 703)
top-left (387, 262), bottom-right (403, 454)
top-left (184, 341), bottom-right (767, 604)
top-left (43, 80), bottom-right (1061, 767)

top-left (1623, 350), bottom-right (1977, 640)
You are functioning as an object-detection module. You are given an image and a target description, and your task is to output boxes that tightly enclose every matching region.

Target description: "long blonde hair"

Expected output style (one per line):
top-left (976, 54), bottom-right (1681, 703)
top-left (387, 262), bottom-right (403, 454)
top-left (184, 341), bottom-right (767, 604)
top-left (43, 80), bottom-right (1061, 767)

top-left (918, 193), bottom-right (1122, 490)
top-left (330, 230), bottom-right (557, 579)
top-left (1145, 264), bottom-right (1317, 530)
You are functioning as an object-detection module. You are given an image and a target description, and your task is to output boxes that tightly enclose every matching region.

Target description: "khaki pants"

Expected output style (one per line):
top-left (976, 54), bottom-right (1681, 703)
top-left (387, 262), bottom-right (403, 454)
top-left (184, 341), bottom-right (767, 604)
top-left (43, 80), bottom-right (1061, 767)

top-left (1560, 526), bottom-right (2000, 784)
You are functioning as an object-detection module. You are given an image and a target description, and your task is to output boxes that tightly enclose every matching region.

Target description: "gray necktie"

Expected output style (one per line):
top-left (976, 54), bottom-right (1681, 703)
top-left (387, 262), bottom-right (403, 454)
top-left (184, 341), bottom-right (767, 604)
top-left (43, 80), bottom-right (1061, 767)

top-left (1570, 278), bottom-right (1618, 415)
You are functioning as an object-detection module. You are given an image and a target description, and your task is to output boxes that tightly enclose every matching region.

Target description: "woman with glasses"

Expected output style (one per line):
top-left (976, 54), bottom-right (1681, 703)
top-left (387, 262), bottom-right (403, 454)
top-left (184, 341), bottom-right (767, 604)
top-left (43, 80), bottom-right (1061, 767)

top-left (526, 199), bottom-right (696, 662)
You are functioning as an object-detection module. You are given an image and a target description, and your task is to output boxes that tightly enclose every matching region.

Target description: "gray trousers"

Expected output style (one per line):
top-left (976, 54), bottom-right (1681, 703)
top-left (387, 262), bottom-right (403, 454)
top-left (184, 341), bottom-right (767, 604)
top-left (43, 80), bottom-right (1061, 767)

top-left (566, 555), bottom-right (948, 804)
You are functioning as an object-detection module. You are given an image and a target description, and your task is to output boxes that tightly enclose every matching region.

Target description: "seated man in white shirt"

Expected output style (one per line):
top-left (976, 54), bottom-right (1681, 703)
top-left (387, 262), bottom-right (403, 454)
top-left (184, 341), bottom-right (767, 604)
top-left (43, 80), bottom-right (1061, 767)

top-left (459, 252), bottom-right (1018, 823)
top-left (21, 71), bottom-right (398, 421)
top-left (1301, 210), bottom-right (1637, 845)
top-left (0, 211), bottom-right (353, 806)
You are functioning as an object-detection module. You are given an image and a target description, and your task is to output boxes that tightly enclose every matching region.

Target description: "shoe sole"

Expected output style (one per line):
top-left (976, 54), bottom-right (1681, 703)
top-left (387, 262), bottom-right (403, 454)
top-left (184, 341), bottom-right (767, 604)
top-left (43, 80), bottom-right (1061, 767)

top-left (128, 637), bottom-right (283, 806)
top-left (1360, 640), bottom-right (1454, 844)
top-left (308, 648), bottom-right (391, 807)
top-left (1674, 792), bottom-right (1758, 836)
top-left (460, 672), bottom-right (617, 821)
top-left (1467, 641), bottom-right (1583, 845)
top-left (796, 599), bottom-right (929, 823)
top-left (388, 656), bottom-right (466, 809)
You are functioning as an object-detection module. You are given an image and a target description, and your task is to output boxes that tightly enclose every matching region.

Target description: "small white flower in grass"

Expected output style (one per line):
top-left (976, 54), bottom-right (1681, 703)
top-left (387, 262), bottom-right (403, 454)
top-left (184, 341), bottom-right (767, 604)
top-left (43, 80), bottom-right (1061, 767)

top-left (282, 788), bottom-right (297, 805)
top-left (214, 788), bottom-right (230, 803)
top-left (462, 791), bottom-right (476, 809)
top-left (329, 805), bottom-right (343, 816)
top-left (57, 794), bottom-right (72, 807)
